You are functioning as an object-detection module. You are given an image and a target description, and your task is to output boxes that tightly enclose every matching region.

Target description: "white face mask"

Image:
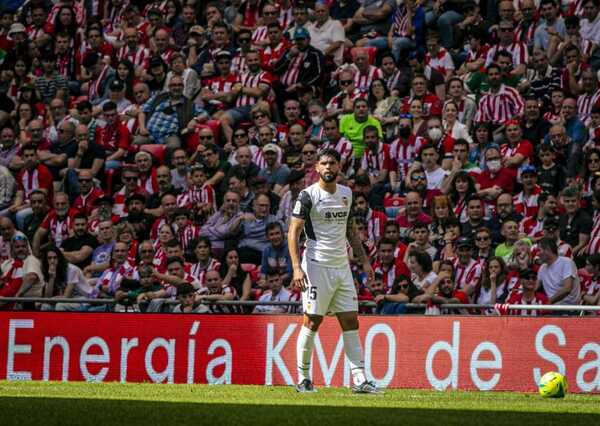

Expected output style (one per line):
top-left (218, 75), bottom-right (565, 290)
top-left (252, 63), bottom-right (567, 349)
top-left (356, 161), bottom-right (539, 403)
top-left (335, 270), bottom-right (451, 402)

top-left (487, 160), bottom-right (501, 172)
top-left (310, 115), bottom-right (323, 126)
top-left (428, 127), bottom-right (442, 141)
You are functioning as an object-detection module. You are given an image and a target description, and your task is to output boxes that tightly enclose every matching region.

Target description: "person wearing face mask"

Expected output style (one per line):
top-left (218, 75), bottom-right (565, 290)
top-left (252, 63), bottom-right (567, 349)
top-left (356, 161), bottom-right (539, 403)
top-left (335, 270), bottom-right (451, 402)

top-left (426, 116), bottom-right (454, 170)
top-left (306, 100), bottom-right (327, 143)
top-left (477, 145), bottom-right (515, 202)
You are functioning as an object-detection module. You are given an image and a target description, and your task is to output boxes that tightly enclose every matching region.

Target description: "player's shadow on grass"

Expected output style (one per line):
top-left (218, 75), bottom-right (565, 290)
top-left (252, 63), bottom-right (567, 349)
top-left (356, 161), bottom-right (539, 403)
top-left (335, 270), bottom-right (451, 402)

top-left (1, 396), bottom-right (597, 425)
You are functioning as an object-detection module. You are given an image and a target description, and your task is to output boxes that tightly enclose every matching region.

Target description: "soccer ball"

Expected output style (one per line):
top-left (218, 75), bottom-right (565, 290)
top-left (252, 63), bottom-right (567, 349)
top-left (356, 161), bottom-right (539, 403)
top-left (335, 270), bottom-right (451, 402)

top-left (538, 371), bottom-right (568, 398)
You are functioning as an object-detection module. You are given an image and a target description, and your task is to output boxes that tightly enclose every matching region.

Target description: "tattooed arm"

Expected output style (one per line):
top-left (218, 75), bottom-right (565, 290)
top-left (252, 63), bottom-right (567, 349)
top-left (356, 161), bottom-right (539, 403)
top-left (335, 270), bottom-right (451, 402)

top-left (346, 216), bottom-right (374, 283)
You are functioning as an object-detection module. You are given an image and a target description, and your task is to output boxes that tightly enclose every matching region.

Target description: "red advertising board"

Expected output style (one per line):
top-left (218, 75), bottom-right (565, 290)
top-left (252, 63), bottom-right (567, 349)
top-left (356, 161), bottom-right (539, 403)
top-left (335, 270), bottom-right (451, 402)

top-left (1, 313), bottom-right (599, 393)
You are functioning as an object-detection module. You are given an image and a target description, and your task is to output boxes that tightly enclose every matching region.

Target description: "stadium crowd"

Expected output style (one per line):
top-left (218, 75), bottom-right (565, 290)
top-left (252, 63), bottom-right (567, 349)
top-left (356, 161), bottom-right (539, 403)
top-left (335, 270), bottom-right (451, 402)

top-left (0, 0), bottom-right (599, 316)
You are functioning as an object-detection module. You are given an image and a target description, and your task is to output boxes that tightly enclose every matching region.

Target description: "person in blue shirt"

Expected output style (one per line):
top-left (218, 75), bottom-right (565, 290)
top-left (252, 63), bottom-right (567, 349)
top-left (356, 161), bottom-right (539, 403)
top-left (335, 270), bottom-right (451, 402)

top-left (261, 222), bottom-right (292, 285)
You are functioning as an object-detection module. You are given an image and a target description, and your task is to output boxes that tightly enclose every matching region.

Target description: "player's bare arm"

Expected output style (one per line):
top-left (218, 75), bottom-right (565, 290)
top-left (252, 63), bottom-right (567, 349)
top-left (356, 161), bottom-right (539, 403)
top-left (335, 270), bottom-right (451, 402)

top-left (288, 216), bottom-right (308, 291)
top-left (346, 216), bottom-right (374, 283)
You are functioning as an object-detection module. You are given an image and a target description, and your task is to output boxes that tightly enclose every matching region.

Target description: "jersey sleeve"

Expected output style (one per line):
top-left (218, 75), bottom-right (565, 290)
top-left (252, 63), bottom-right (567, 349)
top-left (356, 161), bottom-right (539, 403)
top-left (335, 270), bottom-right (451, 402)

top-left (292, 190), bottom-right (312, 220)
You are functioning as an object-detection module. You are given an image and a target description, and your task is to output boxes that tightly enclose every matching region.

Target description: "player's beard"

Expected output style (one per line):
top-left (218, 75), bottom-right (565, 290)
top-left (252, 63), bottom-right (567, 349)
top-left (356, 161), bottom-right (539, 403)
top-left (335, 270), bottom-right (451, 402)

top-left (319, 171), bottom-right (336, 183)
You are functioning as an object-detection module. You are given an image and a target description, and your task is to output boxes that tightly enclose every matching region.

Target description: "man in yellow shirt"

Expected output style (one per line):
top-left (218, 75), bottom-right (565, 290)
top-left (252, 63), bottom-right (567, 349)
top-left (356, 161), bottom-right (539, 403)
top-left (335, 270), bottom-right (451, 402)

top-left (339, 98), bottom-right (383, 158)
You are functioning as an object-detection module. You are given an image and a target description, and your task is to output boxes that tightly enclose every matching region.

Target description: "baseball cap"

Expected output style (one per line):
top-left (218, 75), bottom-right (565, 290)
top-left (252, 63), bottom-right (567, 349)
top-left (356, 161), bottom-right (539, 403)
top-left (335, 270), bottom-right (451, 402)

top-left (520, 164), bottom-right (537, 175)
top-left (263, 143), bottom-right (279, 153)
top-left (8, 23), bottom-right (26, 36)
top-left (189, 25), bottom-right (205, 36)
top-left (294, 27), bottom-right (310, 40)
top-left (110, 80), bottom-right (125, 92)
top-left (519, 268), bottom-right (537, 279)
top-left (456, 236), bottom-right (473, 248)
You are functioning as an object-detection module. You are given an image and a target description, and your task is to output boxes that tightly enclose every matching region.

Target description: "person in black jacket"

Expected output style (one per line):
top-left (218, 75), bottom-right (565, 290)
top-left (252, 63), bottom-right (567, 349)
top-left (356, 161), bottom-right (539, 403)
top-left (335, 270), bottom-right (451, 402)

top-left (273, 27), bottom-right (325, 107)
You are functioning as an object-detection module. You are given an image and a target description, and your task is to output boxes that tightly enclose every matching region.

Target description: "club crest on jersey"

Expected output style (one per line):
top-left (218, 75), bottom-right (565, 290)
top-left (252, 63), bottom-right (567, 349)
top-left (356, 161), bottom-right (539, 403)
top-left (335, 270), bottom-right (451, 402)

top-left (293, 200), bottom-right (302, 215)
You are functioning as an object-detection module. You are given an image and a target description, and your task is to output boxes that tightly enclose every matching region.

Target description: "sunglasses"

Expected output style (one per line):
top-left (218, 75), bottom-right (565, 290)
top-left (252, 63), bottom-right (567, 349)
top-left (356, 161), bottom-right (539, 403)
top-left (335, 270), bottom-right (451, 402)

top-left (339, 80), bottom-right (353, 86)
top-left (234, 133), bottom-right (247, 138)
top-left (411, 175), bottom-right (426, 181)
top-left (253, 113), bottom-right (266, 119)
top-left (476, 236), bottom-right (489, 241)
top-left (238, 38), bottom-right (251, 43)
top-left (123, 176), bottom-right (138, 181)
top-left (200, 135), bottom-right (214, 140)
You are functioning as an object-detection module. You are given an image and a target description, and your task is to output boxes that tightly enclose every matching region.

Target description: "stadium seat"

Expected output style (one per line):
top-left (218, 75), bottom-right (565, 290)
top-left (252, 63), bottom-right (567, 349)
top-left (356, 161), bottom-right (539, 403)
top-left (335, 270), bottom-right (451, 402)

top-left (140, 144), bottom-right (167, 165)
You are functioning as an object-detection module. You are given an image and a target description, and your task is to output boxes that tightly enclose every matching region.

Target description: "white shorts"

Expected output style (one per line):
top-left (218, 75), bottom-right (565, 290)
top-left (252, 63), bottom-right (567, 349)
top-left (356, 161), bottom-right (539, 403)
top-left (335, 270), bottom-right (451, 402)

top-left (301, 258), bottom-right (358, 316)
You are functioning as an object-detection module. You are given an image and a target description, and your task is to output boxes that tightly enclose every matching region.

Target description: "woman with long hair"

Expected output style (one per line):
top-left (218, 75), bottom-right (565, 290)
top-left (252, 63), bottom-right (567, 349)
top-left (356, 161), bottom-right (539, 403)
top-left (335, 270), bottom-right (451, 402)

top-left (429, 195), bottom-right (456, 248)
top-left (219, 248), bottom-right (252, 301)
top-left (442, 100), bottom-right (472, 144)
top-left (52, 6), bottom-right (82, 50)
top-left (8, 57), bottom-right (35, 103)
top-left (371, 78), bottom-right (402, 142)
top-left (40, 245), bottom-right (91, 311)
top-left (469, 121), bottom-right (493, 168)
top-left (447, 171), bottom-right (477, 223)
top-left (115, 59), bottom-right (137, 101)
top-left (476, 256), bottom-right (511, 312)
top-left (407, 250), bottom-right (437, 291)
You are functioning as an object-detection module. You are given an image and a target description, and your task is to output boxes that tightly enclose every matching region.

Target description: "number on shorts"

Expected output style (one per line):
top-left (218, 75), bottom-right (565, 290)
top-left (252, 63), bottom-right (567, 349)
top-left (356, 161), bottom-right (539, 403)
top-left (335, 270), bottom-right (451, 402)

top-left (309, 286), bottom-right (317, 300)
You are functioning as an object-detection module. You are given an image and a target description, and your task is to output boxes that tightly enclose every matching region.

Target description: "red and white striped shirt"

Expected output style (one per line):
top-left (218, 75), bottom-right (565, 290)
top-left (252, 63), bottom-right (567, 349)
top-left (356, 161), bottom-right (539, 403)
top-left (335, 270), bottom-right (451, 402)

top-left (252, 26), bottom-right (269, 45)
top-left (390, 135), bottom-right (425, 181)
top-left (588, 211), bottom-right (600, 255)
top-left (513, 186), bottom-right (542, 218)
top-left (279, 7), bottom-right (294, 30)
top-left (514, 20), bottom-right (537, 45)
top-left (485, 41), bottom-right (528, 67)
top-left (577, 89), bottom-right (600, 125)
top-left (281, 52), bottom-right (305, 86)
top-left (235, 70), bottom-right (271, 107)
top-left (424, 47), bottom-right (455, 79)
top-left (231, 50), bottom-right (248, 74)
top-left (519, 215), bottom-right (544, 239)
top-left (326, 88), bottom-right (367, 112)
top-left (17, 165), bottom-right (53, 201)
top-left (88, 65), bottom-right (110, 103)
top-left (190, 258), bottom-right (221, 285)
top-left (178, 224), bottom-right (202, 252)
top-left (365, 209), bottom-right (388, 243)
top-left (391, 4), bottom-right (411, 37)
top-left (40, 211), bottom-right (74, 248)
top-left (474, 84), bottom-right (525, 124)
top-left (322, 137), bottom-right (354, 165)
top-left (360, 143), bottom-right (393, 178)
top-left (507, 291), bottom-right (549, 316)
top-left (117, 45), bottom-right (150, 69)
top-left (177, 185), bottom-right (217, 213)
top-left (206, 74), bottom-right (238, 110)
top-left (452, 258), bottom-right (482, 292)
top-left (353, 65), bottom-right (383, 92)
top-left (261, 40), bottom-right (290, 72)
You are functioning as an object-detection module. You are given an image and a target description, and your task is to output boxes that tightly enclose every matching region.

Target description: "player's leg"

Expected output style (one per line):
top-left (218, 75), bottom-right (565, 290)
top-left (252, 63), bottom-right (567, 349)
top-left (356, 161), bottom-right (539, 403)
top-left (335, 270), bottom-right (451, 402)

top-left (296, 261), bottom-right (335, 392)
top-left (295, 313), bottom-right (322, 392)
top-left (331, 268), bottom-right (381, 394)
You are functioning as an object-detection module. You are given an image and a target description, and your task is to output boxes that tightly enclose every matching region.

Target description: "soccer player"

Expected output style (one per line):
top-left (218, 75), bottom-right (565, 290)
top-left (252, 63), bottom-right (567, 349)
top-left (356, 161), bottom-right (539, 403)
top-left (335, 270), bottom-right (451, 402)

top-left (288, 148), bottom-right (379, 394)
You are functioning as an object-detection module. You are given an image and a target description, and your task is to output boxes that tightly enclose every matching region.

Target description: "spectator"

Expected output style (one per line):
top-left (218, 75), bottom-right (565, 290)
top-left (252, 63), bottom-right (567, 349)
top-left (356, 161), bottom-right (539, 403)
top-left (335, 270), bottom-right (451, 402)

top-left (172, 282), bottom-right (208, 313)
top-left (219, 248), bottom-right (252, 302)
top-left (559, 187), bottom-right (593, 261)
top-left (375, 274), bottom-right (424, 314)
top-left (425, 265), bottom-right (469, 315)
top-left (40, 245), bottom-right (91, 311)
top-left (199, 269), bottom-right (238, 313)
top-left (0, 233), bottom-right (43, 310)
top-left (340, 98), bottom-right (383, 158)
top-left (255, 270), bottom-right (295, 313)
top-left (537, 237), bottom-right (581, 305)
top-left (261, 222), bottom-right (292, 282)
top-left (407, 249), bottom-right (437, 291)
top-left (507, 268), bottom-right (550, 316)
top-left (61, 213), bottom-right (97, 269)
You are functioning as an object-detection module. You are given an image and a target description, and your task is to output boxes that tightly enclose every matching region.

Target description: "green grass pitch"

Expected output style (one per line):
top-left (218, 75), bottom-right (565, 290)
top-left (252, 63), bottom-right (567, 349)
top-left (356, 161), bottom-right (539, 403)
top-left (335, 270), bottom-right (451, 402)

top-left (1, 381), bottom-right (599, 425)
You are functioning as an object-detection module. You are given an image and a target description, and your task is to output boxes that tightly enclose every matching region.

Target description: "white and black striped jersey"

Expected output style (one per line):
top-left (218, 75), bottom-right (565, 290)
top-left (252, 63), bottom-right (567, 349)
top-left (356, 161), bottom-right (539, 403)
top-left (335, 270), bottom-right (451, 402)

top-left (292, 183), bottom-right (353, 268)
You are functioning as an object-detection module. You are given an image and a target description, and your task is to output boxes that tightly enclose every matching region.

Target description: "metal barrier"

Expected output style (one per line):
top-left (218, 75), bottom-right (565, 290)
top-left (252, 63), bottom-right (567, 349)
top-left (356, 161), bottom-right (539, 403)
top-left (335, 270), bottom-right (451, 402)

top-left (1, 297), bottom-right (600, 313)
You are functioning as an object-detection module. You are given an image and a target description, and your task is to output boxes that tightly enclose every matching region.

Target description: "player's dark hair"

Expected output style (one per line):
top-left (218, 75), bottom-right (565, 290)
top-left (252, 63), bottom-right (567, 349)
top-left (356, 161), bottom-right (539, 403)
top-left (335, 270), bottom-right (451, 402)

top-left (317, 147), bottom-right (341, 162)
top-left (378, 237), bottom-right (395, 248)
top-left (266, 222), bottom-right (283, 234)
top-left (166, 256), bottom-right (184, 267)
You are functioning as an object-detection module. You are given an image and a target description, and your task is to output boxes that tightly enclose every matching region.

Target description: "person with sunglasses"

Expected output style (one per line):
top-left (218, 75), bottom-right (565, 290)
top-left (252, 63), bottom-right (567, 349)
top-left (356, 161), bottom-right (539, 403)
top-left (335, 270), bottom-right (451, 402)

top-left (326, 69), bottom-right (365, 117)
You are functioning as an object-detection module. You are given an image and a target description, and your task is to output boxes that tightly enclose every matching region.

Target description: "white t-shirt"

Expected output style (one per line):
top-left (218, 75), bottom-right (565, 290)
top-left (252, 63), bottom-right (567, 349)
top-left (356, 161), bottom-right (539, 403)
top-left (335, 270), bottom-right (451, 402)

top-left (412, 271), bottom-right (438, 290)
top-left (43, 264), bottom-right (93, 298)
top-left (293, 183), bottom-right (353, 267)
top-left (538, 256), bottom-right (580, 305)
top-left (425, 167), bottom-right (449, 190)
